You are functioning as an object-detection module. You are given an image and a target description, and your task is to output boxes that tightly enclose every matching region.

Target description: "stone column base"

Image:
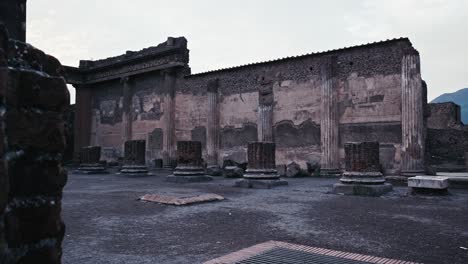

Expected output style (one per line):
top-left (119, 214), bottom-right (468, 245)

top-left (243, 169), bottom-right (279, 179)
top-left (167, 165), bottom-right (213, 183)
top-left (75, 164), bottom-right (108, 174)
top-left (332, 183), bottom-right (392, 196)
top-left (319, 168), bottom-right (342, 177)
top-left (340, 171), bottom-right (385, 184)
top-left (173, 166), bottom-right (205, 176)
top-left (120, 165), bottom-right (149, 174)
top-left (235, 179), bottom-right (288, 189)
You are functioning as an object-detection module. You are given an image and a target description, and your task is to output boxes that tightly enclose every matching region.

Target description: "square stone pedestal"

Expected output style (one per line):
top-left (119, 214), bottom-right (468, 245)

top-left (235, 179), bottom-right (288, 189)
top-left (165, 175), bottom-right (213, 183)
top-left (408, 176), bottom-right (449, 195)
top-left (332, 183), bottom-right (393, 197)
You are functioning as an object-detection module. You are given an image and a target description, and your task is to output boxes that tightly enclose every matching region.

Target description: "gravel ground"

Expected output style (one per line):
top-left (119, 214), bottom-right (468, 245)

top-left (62, 169), bottom-right (468, 264)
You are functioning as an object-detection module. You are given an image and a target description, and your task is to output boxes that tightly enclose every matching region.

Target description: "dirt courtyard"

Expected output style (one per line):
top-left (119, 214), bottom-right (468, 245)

top-left (62, 170), bottom-right (468, 264)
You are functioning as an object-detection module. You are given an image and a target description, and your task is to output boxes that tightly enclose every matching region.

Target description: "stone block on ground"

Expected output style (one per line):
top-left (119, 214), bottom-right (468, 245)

top-left (276, 165), bottom-right (286, 177)
top-left (223, 166), bottom-right (244, 178)
top-left (285, 162), bottom-right (301, 178)
top-left (206, 166), bottom-right (222, 176)
top-left (306, 162), bottom-right (320, 175)
top-left (139, 193), bottom-right (224, 206)
top-left (408, 176), bottom-right (449, 189)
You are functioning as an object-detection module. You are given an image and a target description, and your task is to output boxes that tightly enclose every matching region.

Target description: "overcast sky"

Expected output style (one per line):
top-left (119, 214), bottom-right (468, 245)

top-left (27, 0), bottom-right (468, 103)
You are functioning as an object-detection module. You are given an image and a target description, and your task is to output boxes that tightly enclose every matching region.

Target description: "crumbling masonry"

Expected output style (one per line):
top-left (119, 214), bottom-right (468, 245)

top-left (66, 36), bottom-right (430, 175)
top-left (0, 6), bottom-right (70, 263)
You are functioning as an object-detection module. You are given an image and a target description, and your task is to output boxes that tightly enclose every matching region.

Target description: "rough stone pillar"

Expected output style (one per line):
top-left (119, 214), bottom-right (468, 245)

top-left (166, 141), bottom-right (212, 182)
top-left (206, 79), bottom-right (220, 173)
top-left (121, 77), bottom-right (133, 145)
top-left (73, 84), bottom-right (92, 162)
top-left (121, 140), bottom-right (148, 174)
top-left (236, 142), bottom-right (288, 188)
top-left (257, 75), bottom-right (274, 142)
top-left (77, 146), bottom-right (106, 174)
top-left (320, 56), bottom-right (341, 176)
top-left (332, 142), bottom-right (392, 196)
top-left (162, 69), bottom-right (176, 168)
top-left (401, 49), bottom-right (425, 176)
top-left (0, 24), bottom-right (69, 263)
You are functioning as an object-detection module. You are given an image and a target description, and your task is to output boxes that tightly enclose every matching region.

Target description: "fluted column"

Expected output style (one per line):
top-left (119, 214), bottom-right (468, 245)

top-left (162, 69), bottom-right (177, 168)
top-left (320, 56), bottom-right (341, 176)
top-left (121, 77), bottom-right (133, 146)
top-left (257, 76), bottom-right (274, 142)
top-left (206, 79), bottom-right (220, 167)
top-left (258, 105), bottom-right (273, 141)
top-left (401, 49), bottom-right (425, 175)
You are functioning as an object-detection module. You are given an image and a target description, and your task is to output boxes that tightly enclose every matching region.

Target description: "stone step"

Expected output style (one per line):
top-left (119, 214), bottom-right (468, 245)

top-left (408, 176), bottom-right (449, 189)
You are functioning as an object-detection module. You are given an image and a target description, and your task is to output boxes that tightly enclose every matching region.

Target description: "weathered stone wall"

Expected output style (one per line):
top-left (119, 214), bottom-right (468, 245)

top-left (0, 24), bottom-right (69, 264)
top-left (182, 38), bottom-right (411, 170)
top-left (78, 37), bottom-right (414, 173)
top-left (426, 128), bottom-right (468, 171)
top-left (426, 103), bottom-right (468, 171)
top-left (69, 37), bottom-right (189, 165)
top-left (427, 102), bottom-right (463, 129)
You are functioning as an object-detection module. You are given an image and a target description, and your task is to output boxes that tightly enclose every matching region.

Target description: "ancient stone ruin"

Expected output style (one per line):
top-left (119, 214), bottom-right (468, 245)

top-left (0, 19), bottom-right (69, 264)
top-left (77, 146), bottom-right (107, 174)
top-left (235, 142), bottom-right (288, 189)
top-left (64, 35), bottom-right (433, 177)
top-left (120, 140), bottom-right (149, 174)
top-left (166, 141), bottom-right (213, 182)
top-left (426, 102), bottom-right (468, 172)
top-left (332, 142), bottom-right (392, 196)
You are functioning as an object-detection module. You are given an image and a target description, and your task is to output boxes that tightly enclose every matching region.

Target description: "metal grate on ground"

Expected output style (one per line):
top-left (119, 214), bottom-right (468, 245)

top-left (236, 247), bottom-right (370, 264)
top-left (204, 241), bottom-right (421, 264)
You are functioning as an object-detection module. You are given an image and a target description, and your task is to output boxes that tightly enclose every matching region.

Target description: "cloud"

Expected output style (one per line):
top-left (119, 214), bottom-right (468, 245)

top-left (27, 0), bottom-right (468, 103)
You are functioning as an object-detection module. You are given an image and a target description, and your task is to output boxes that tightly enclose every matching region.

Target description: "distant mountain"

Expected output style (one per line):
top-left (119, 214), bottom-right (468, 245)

top-left (431, 88), bottom-right (468, 124)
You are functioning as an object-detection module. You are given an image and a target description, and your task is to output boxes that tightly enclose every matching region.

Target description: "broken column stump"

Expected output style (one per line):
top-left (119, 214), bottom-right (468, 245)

top-left (235, 142), bottom-right (288, 189)
top-left (120, 140), bottom-right (149, 175)
top-left (332, 142), bottom-right (392, 196)
top-left (166, 141), bottom-right (213, 183)
top-left (77, 146), bottom-right (107, 174)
